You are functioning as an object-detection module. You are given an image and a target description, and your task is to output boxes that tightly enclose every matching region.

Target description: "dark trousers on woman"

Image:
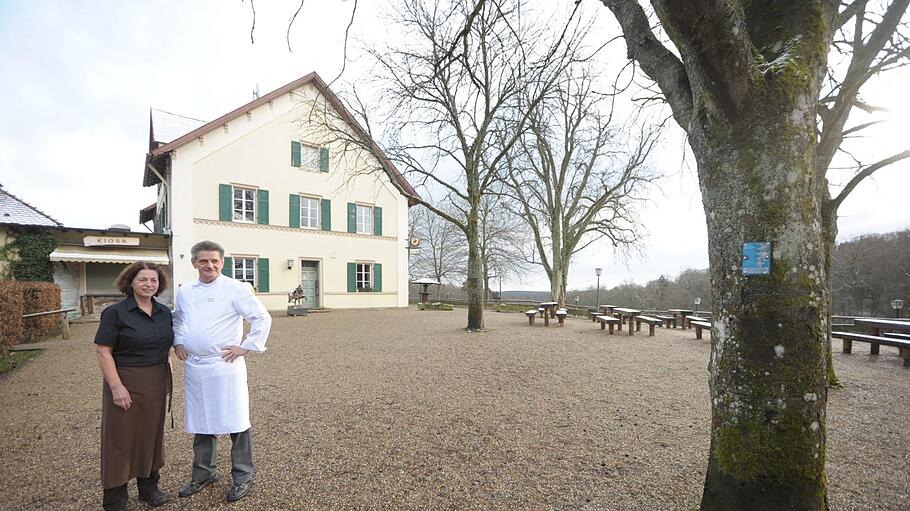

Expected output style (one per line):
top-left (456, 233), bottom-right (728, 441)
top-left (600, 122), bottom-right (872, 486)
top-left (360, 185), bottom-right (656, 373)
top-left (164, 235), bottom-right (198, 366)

top-left (192, 428), bottom-right (254, 484)
top-left (102, 470), bottom-right (160, 510)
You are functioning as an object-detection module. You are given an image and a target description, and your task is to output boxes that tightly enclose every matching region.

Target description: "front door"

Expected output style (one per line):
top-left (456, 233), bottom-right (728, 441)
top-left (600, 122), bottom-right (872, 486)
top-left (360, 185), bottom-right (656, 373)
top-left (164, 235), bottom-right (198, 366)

top-left (300, 261), bottom-right (319, 308)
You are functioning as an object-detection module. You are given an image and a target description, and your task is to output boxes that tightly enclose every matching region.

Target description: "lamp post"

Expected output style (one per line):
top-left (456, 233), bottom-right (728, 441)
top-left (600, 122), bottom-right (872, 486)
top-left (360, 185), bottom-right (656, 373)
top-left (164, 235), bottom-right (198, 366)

top-left (595, 268), bottom-right (602, 309)
top-left (694, 297), bottom-right (702, 313)
top-left (891, 299), bottom-right (904, 318)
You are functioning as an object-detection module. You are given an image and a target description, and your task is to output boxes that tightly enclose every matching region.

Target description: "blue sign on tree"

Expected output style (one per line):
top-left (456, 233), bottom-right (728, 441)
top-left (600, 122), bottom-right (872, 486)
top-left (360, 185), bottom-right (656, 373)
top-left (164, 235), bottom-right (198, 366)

top-left (742, 241), bottom-right (771, 275)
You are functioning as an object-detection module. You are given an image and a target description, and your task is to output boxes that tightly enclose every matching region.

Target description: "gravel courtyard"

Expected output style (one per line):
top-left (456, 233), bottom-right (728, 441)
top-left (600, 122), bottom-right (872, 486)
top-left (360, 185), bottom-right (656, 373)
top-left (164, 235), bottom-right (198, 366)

top-left (1, 307), bottom-right (908, 510)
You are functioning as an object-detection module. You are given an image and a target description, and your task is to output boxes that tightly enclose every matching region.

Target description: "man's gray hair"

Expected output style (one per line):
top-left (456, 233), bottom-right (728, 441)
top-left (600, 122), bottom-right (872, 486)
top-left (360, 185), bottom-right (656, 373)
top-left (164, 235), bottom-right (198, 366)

top-left (190, 240), bottom-right (225, 260)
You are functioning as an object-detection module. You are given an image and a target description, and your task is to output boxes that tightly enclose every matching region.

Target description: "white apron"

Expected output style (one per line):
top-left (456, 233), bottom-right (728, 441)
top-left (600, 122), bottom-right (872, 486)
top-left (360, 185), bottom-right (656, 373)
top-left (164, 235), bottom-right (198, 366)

top-left (183, 354), bottom-right (251, 434)
top-left (173, 276), bottom-right (270, 435)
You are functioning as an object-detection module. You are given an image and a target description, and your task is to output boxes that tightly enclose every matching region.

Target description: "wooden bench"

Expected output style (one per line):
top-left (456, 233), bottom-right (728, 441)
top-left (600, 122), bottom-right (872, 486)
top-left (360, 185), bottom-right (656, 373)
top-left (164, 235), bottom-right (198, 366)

top-left (832, 331), bottom-right (910, 367)
top-left (596, 315), bottom-right (620, 334)
top-left (555, 309), bottom-right (568, 326)
top-left (634, 315), bottom-right (663, 336)
top-left (690, 320), bottom-right (712, 340)
top-left (22, 308), bottom-right (77, 340)
top-left (525, 310), bottom-right (538, 325)
top-left (655, 314), bottom-right (676, 328)
top-left (589, 309), bottom-right (600, 322)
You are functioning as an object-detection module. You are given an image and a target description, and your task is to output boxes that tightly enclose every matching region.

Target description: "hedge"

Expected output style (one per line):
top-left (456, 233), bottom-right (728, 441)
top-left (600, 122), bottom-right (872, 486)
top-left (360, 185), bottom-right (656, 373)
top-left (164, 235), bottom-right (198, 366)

top-left (0, 281), bottom-right (62, 354)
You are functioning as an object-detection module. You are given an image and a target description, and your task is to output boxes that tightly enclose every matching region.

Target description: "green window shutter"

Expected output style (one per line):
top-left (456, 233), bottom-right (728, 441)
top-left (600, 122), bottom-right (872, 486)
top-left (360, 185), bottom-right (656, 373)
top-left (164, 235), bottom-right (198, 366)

top-left (347, 203), bottom-right (357, 233)
top-left (257, 189), bottom-right (269, 225)
top-left (219, 184), bottom-right (232, 221)
top-left (373, 263), bottom-right (382, 292)
top-left (289, 194), bottom-right (301, 228)
top-left (347, 262), bottom-right (356, 292)
top-left (319, 147), bottom-right (329, 172)
top-left (321, 199), bottom-right (331, 231)
top-left (222, 257), bottom-right (233, 277)
top-left (291, 141), bottom-right (301, 167)
top-left (257, 258), bottom-right (270, 293)
top-left (373, 206), bottom-right (382, 236)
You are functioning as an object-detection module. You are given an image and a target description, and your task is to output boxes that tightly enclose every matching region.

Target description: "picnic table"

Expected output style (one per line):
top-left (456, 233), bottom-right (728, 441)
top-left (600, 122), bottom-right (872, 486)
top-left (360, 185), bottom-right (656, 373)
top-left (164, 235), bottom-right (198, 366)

top-left (539, 301), bottom-right (559, 319)
top-left (668, 309), bottom-right (694, 329)
top-left (612, 307), bottom-right (641, 335)
top-left (853, 318), bottom-right (910, 355)
top-left (598, 304), bottom-right (618, 316)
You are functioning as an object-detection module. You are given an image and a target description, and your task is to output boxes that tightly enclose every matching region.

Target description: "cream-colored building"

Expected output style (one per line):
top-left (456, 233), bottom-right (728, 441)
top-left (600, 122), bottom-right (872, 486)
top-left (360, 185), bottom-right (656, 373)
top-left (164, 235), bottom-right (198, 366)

top-left (141, 73), bottom-right (418, 310)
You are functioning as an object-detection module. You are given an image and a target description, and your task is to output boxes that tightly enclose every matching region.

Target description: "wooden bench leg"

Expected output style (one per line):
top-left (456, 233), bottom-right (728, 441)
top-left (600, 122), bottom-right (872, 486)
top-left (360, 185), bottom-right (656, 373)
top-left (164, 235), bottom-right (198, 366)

top-left (528, 316), bottom-right (534, 326)
top-left (628, 320), bottom-right (634, 335)
top-left (902, 349), bottom-right (910, 367)
top-left (608, 323), bottom-right (614, 335)
top-left (695, 325), bottom-right (703, 340)
top-left (870, 343), bottom-right (880, 355)
top-left (61, 315), bottom-right (70, 340)
top-left (635, 320), bottom-right (641, 332)
top-left (600, 321), bottom-right (606, 330)
top-left (842, 339), bottom-right (852, 354)
top-left (649, 324), bottom-right (655, 336)
top-left (558, 317), bottom-right (565, 326)
top-left (544, 315), bottom-right (549, 326)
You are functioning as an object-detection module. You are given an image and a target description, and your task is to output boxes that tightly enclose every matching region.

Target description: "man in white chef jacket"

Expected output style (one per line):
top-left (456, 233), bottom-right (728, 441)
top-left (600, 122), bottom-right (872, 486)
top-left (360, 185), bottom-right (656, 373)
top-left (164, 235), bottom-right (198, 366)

top-left (172, 240), bottom-right (272, 503)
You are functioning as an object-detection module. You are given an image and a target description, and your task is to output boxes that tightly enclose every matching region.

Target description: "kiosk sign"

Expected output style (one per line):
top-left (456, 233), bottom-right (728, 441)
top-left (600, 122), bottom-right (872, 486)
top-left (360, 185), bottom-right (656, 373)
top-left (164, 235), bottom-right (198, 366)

top-left (742, 241), bottom-right (771, 276)
top-left (83, 236), bottom-right (140, 247)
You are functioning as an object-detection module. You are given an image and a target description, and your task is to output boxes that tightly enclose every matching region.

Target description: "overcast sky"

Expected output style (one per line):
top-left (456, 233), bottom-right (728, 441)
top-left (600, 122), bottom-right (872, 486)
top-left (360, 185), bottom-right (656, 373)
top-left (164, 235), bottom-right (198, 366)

top-left (2, 1), bottom-right (908, 292)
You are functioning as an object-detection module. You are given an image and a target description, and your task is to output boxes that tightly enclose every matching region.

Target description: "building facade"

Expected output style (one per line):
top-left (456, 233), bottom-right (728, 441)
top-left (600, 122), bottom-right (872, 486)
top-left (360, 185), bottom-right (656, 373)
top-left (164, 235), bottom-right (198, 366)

top-left (142, 73), bottom-right (417, 310)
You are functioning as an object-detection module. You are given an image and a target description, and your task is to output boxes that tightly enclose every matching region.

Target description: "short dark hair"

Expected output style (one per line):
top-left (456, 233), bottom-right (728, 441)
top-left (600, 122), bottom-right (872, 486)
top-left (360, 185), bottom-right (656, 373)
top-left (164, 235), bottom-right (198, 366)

top-left (191, 240), bottom-right (225, 260)
top-left (115, 262), bottom-right (169, 296)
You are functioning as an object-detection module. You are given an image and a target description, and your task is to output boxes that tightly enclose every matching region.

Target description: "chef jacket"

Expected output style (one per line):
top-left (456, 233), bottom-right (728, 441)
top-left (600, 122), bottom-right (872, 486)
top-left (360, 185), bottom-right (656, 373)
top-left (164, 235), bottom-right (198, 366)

top-left (173, 275), bottom-right (271, 434)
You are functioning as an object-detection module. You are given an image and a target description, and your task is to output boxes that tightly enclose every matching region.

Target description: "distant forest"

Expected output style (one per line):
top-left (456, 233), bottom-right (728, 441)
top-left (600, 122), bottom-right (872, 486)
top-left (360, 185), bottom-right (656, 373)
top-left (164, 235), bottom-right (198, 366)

top-left (411, 229), bottom-right (909, 317)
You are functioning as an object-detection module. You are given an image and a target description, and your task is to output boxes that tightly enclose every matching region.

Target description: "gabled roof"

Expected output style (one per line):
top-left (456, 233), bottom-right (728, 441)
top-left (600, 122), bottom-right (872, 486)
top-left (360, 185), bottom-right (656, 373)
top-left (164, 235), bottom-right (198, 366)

top-left (0, 185), bottom-right (62, 227)
top-left (144, 72), bottom-right (419, 204)
top-left (149, 109), bottom-right (206, 149)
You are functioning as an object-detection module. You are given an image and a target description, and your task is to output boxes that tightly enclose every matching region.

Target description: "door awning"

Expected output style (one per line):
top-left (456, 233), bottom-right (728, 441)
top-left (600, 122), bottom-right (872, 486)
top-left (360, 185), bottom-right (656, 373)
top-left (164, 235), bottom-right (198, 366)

top-left (49, 246), bottom-right (170, 264)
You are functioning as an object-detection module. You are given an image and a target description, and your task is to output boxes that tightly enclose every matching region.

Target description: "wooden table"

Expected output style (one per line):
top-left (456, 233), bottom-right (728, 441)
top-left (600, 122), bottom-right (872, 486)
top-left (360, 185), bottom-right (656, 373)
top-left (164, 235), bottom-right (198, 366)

top-left (668, 309), bottom-right (694, 329)
top-left (598, 304), bottom-right (618, 316)
top-left (853, 318), bottom-right (910, 355)
top-left (540, 302), bottom-right (559, 319)
top-left (613, 307), bottom-right (641, 335)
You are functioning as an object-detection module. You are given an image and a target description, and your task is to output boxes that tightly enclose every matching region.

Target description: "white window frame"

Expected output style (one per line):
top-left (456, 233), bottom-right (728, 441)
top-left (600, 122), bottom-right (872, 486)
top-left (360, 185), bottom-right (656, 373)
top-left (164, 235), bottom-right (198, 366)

top-left (356, 204), bottom-right (373, 235)
top-left (300, 195), bottom-right (320, 229)
top-left (356, 262), bottom-right (372, 292)
top-left (232, 186), bottom-right (257, 223)
top-left (299, 142), bottom-right (321, 171)
top-left (233, 256), bottom-right (257, 289)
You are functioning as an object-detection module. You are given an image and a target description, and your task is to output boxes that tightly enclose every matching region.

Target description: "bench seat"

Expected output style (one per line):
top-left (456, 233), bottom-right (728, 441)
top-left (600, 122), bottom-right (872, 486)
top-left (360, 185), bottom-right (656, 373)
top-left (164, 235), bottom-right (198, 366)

top-left (596, 315), bottom-right (620, 334)
top-left (525, 309), bottom-right (538, 325)
top-left (634, 315), bottom-right (663, 336)
top-left (555, 309), bottom-right (568, 326)
top-left (690, 320), bottom-right (712, 340)
top-left (655, 314), bottom-right (676, 328)
top-left (832, 331), bottom-right (910, 366)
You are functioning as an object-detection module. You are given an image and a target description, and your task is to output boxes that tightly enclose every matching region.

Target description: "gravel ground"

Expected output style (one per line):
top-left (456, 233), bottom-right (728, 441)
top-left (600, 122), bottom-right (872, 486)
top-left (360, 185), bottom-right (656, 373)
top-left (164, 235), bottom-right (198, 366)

top-left (0, 307), bottom-right (907, 510)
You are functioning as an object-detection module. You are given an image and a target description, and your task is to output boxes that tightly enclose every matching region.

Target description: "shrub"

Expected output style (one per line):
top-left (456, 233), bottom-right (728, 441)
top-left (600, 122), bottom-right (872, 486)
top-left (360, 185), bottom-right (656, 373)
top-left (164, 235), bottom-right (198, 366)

top-left (11, 230), bottom-right (56, 282)
top-left (0, 280), bottom-right (62, 350)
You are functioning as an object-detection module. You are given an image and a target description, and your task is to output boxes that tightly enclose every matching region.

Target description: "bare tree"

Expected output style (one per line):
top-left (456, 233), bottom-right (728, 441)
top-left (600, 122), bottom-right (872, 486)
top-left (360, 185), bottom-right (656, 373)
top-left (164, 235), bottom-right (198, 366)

top-left (503, 66), bottom-right (659, 306)
top-left (408, 205), bottom-right (468, 299)
top-left (476, 195), bottom-right (530, 300)
top-left (599, 1), bottom-right (909, 507)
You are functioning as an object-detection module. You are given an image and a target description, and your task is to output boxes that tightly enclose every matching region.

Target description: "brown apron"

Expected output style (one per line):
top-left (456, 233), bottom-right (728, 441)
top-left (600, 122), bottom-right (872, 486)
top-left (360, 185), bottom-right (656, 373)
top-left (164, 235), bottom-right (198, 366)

top-left (100, 363), bottom-right (170, 489)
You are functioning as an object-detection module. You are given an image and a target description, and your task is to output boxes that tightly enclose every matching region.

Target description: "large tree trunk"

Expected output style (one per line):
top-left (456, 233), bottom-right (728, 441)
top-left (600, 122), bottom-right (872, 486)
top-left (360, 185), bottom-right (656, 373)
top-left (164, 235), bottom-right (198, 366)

top-left (697, 102), bottom-right (828, 509)
top-left (465, 227), bottom-right (485, 331)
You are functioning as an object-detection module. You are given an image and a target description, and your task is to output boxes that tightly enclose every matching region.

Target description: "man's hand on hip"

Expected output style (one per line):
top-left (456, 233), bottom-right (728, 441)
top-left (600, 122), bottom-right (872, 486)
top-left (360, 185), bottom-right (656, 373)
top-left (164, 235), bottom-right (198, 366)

top-left (221, 345), bottom-right (249, 363)
top-left (174, 345), bottom-right (188, 361)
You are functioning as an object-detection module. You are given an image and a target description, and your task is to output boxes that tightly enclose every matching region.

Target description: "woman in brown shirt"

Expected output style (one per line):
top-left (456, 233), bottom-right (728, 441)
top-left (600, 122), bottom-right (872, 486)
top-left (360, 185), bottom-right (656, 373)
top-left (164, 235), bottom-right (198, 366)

top-left (94, 262), bottom-right (173, 510)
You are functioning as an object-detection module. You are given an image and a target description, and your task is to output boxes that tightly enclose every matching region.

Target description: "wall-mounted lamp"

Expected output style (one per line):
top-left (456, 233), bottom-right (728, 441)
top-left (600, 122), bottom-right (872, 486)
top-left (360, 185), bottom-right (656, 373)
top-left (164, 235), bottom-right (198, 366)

top-left (286, 259), bottom-right (295, 270)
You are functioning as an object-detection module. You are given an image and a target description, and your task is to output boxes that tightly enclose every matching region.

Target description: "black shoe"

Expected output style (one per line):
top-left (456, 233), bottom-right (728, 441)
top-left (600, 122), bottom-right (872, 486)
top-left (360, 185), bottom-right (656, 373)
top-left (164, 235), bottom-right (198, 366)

top-left (178, 474), bottom-right (220, 498)
top-left (226, 480), bottom-right (252, 502)
top-left (138, 488), bottom-right (170, 507)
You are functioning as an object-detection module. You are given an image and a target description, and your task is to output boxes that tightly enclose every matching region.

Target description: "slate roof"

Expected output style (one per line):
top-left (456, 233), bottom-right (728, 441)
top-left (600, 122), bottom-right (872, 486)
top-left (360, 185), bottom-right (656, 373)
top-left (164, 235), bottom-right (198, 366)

top-left (0, 185), bottom-right (62, 227)
top-left (149, 108), bottom-right (206, 147)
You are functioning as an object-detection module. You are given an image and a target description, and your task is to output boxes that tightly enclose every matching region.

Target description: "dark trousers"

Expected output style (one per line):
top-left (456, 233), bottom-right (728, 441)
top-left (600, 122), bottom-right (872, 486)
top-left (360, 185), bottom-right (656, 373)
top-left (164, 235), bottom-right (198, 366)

top-left (192, 428), bottom-right (254, 484)
top-left (102, 470), bottom-right (159, 510)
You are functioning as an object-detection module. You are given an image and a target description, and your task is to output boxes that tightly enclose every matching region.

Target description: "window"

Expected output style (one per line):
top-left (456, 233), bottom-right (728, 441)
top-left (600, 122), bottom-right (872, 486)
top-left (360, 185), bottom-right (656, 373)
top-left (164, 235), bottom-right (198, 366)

top-left (356, 263), bottom-right (372, 292)
top-left (300, 196), bottom-right (320, 229)
top-left (300, 143), bottom-right (320, 169)
top-left (232, 186), bottom-right (256, 223)
top-left (356, 204), bottom-right (373, 234)
top-left (233, 257), bottom-right (257, 288)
